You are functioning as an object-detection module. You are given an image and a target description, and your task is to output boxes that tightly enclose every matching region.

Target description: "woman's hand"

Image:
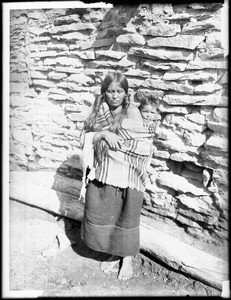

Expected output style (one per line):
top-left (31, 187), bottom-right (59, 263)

top-left (94, 131), bottom-right (123, 151)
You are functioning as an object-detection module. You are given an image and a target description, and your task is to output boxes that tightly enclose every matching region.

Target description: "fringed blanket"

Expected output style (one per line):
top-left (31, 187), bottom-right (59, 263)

top-left (80, 102), bottom-right (156, 198)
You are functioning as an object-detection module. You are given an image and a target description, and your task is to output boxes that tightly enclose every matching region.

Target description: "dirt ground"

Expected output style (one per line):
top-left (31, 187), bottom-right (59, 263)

top-left (8, 199), bottom-right (221, 297)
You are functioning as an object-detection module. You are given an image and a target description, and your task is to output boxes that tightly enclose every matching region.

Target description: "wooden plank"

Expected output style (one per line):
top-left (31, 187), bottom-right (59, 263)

top-left (9, 171), bottom-right (228, 290)
top-left (140, 222), bottom-right (228, 290)
top-left (9, 178), bottom-right (84, 221)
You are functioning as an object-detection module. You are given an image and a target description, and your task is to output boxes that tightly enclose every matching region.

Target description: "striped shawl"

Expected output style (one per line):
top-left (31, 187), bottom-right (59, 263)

top-left (80, 102), bottom-right (156, 197)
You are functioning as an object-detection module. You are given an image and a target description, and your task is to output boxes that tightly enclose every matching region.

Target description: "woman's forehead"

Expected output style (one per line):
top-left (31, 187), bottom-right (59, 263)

top-left (107, 82), bottom-right (124, 90)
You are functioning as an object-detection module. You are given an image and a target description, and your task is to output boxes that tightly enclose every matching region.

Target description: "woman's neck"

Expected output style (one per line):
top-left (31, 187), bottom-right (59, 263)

top-left (110, 105), bottom-right (122, 117)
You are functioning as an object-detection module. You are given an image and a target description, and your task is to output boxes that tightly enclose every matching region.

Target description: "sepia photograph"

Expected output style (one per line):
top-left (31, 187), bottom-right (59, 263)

top-left (2, 0), bottom-right (229, 298)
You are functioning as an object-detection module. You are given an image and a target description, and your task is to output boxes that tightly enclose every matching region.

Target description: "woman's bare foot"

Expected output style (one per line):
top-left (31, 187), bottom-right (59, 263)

top-left (100, 255), bottom-right (120, 273)
top-left (118, 256), bottom-right (133, 280)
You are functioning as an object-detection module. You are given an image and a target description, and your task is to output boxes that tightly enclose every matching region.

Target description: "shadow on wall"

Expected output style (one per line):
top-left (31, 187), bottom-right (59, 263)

top-left (67, 5), bottom-right (140, 49)
top-left (51, 154), bottom-right (113, 261)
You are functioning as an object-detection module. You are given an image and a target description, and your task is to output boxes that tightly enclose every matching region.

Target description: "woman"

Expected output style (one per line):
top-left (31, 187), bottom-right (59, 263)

top-left (80, 71), bottom-right (154, 280)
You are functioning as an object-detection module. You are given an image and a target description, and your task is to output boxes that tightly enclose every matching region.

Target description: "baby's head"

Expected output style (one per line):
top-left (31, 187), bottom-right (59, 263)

top-left (139, 98), bottom-right (160, 124)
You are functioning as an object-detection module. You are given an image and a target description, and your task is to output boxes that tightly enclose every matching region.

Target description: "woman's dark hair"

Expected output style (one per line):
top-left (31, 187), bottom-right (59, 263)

top-left (83, 72), bottom-right (130, 163)
top-left (84, 71), bottom-right (130, 133)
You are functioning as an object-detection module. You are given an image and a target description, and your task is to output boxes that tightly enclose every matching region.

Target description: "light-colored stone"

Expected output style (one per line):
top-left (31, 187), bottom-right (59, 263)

top-left (142, 61), bottom-right (171, 71)
top-left (116, 33), bottom-right (145, 45)
top-left (212, 108), bottom-right (228, 123)
top-left (44, 58), bottom-right (56, 65)
top-left (204, 135), bottom-right (228, 152)
top-left (185, 112), bottom-right (205, 125)
top-left (129, 47), bottom-right (194, 61)
top-left (170, 152), bottom-right (198, 163)
top-left (71, 50), bottom-right (95, 60)
top-left (143, 61), bottom-right (188, 72)
top-left (136, 89), bottom-right (164, 101)
top-left (157, 140), bottom-right (188, 153)
top-left (55, 57), bottom-right (83, 67)
top-left (199, 107), bottom-right (214, 116)
top-left (37, 157), bottom-right (62, 169)
top-left (47, 72), bottom-right (68, 80)
top-left (163, 70), bottom-right (217, 81)
top-left (123, 69), bottom-right (150, 78)
top-left (55, 32), bottom-right (88, 41)
top-left (54, 14), bottom-right (81, 25)
top-left (140, 23), bottom-right (181, 36)
top-left (163, 93), bottom-right (228, 107)
top-left (65, 74), bottom-right (94, 85)
top-left (29, 70), bottom-right (47, 79)
top-left (10, 95), bottom-right (34, 107)
top-left (49, 23), bottom-right (96, 34)
top-left (142, 79), bottom-right (194, 94)
top-left (194, 82), bottom-right (221, 94)
top-left (30, 50), bottom-right (58, 58)
top-left (55, 66), bottom-right (84, 74)
top-left (95, 50), bottom-right (126, 60)
top-left (89, 58), bottom-right (136, 68)
top-left (10, 82), bottom-right (29, 94)
top-left (32, 79), bottom-right (56, 88)
top-left (206, 121), bottom-right (228, 135)
top-left (128, 78), bottom-right (145, 89)
top-left (47, 41), bottom-right (69, 51)
top-left (163, 114), bottom-right (206, 132)
top-left (67, 113), bottom-right (87, 122)
top-left (187, 60), bottom-right (227, 70)
top-left (153, 150), bottom-right (170, 159)
top-left (176, 194), bottom-right (213, 214)
top-left (10, 72), bottom-right (29, 82)
top-left (147, 35), bottom-right (204, 50)
top-left (203, 169), bottom-right (212, 187)
top-left (158, 103), bottom-right (192, 114)
top-left (157, 171), bottom-right (210, 196)
top-left (183, 131), bottom-right (206, 147)
top-left (48, 94), bottom-right (67, 101)
top-left (11, 128), bottom-right (32, 146)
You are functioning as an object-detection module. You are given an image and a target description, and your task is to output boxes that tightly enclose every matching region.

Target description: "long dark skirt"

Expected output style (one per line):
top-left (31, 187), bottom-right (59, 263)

top-left (81, 179), bottom-right (144, 257)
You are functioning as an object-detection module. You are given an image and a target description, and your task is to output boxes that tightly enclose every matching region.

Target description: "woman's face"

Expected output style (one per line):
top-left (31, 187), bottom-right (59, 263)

top-left (105, 82), bottom-right (126, 110)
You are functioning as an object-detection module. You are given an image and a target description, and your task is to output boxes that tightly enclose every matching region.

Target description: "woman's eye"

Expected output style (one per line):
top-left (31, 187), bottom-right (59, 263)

top-left (107, 90), bottom-right (123, 94)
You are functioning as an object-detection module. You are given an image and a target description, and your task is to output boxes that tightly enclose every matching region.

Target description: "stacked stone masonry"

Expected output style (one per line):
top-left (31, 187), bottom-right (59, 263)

top-left (9, 4), bottom-right (228, 247)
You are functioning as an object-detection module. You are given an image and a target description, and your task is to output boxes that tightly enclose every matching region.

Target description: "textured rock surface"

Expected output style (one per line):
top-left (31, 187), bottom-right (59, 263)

top-left (9, 3), bottom-right (228, 252)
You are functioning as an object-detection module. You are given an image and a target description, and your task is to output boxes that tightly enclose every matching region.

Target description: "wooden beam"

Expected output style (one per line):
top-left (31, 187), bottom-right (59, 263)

top-left (9, 171), bottom-right (228, 290)
top-left (139, 222), bottom-right (228, 290)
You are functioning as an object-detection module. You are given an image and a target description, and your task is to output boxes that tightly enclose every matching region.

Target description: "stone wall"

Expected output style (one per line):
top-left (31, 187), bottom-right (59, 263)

top-left (9, 3), bottom-right (228, 248)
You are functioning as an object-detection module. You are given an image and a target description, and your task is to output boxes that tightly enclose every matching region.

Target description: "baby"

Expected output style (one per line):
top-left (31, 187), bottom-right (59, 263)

top-left (138, 98), bottom-right (161, 188)
top-left (138, 98), bottom-right (161, 126)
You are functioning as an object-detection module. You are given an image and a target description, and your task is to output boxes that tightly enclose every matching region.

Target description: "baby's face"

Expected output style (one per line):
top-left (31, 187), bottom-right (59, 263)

top-left (140, 104), bottom-right (160, 122)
